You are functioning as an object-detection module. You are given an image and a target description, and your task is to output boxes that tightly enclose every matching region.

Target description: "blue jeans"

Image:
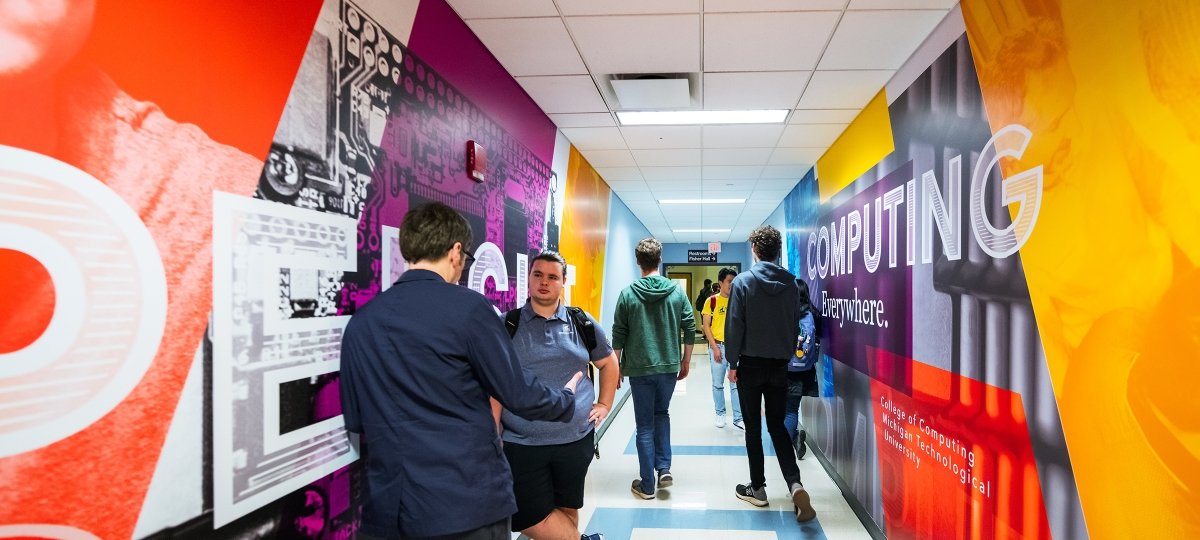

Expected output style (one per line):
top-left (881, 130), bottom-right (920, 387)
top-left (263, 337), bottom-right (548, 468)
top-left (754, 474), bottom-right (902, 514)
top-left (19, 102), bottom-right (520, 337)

top-left (784, 368), bottom-right (818, 440)
top-left (784, 379), bottom-right (803, 441)
top-left (709, 343), bottom-right (741, 422)
top-left (629, 372), bottom-right (677, 493)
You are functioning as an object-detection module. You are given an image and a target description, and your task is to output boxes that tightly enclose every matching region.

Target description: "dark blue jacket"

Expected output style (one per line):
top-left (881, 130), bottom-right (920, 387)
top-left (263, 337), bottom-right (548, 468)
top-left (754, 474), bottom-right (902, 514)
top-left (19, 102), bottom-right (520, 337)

top-left (725, 261), bottom-right (801, 369)
top-left (340, 269), bottom-right (575, 537)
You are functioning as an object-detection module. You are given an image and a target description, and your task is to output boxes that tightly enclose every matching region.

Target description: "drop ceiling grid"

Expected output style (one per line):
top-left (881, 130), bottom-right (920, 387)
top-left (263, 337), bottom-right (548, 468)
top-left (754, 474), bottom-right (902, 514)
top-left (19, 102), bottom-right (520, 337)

top-left (444, 0), bottom-right (955, 242)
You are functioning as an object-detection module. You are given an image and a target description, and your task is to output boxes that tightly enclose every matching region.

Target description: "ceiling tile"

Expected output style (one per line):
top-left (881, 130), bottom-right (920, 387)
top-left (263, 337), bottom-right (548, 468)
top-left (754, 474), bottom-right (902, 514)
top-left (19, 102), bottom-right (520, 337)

top-left (702, 125), bottom-right (785, 148)
top-left (560, 127), bottom-right (628, 150)
top-left (702, 148), bottom-right (774, 166)
top-left (818, 10), bottom-right (948, 70)
top-left (768, 147), bottom-right (825, 165)
top-left (646, 179), bottom-right (702, 192)
top-left (613, 190), bottom-right (655, 201)
top-left (633, 149), bottom-right (703, 167)
top-left (701, 216), bottom-right (740, 229)
top-left (665, 217), bottom-right (703, 228)
top-left (623, 200), bottom-right (662, 211)
top-left (789, 109), bottom-right (860, 124)
top-left (703, 165), bottom-right (763, 179)
top-left (516, 75), bottom-right (608, 113)
top-left (653, 190), bottom-right (704, 200)
top-left (750, 189), bottom-right (792, 201)
top-left (447, 0), bottom-right (558, 19)
top-left (466, 18), bottom-right (587, 76)
top-left (641, 166), bottom-right (703, 180)
top-left (605, 180), bottom-right (650, 192)
top-left (848, 0), bottom-right (957, 8)
top-left (704, 12), bottom-right (840, 71)
top-left (704, 0), bottom-right (848, 11)
top-left (761, 164), bottom-right (813, 178)
top-left (702, 72), bottom-right (810, 110)
top-left (566, 15), bottom-right (701, 75)
top-left (662, 205), bottom-right (700, 217)
top-left (778, 124), bottom-right (847, 147)
top-left (796, 70), bottom-right (893, 109)
top-left (558, 0), bottom-right (699, 16)
top-left (549, 113), bottom-right (616, 127)
top-left (594, 166), bottom-right (643, 181)
top-left (580, 149), bottom-right (637, 167)
top-left (754, 178), bottom-right (801, 191)
top-left (700, 179), bottom-right (754, 192)
top-left (620, 126), bottom-right (703, 149)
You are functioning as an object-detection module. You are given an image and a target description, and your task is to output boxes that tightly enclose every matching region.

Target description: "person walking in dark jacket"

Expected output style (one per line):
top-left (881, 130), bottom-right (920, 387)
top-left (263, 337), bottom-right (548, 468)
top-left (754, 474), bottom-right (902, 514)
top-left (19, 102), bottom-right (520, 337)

top-left (694, 278), bottom-right (714, 312)
top-left (725, 225), bottom-right (817, 523)
top-left (339, 202), bottom-right (582, 539)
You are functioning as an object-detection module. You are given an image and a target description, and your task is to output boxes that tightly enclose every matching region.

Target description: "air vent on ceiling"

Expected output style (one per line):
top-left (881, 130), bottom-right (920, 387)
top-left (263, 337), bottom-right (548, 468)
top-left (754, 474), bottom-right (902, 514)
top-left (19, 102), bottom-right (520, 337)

top-left (607, 73), bottom-right (699, 109)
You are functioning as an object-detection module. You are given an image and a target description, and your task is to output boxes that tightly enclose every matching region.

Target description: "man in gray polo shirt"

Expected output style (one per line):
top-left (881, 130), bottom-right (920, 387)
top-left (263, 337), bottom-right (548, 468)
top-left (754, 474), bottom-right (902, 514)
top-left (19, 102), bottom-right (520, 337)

top-left (491, 251), bottom-right (619, 540)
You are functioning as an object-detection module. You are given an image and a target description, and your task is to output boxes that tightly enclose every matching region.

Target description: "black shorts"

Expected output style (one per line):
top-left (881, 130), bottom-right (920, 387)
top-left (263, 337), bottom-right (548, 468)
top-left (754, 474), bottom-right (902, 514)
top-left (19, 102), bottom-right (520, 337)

top-left (503, 431), bottom-right (595, 531)
top-left (788, 368), bottom-right (818, 397)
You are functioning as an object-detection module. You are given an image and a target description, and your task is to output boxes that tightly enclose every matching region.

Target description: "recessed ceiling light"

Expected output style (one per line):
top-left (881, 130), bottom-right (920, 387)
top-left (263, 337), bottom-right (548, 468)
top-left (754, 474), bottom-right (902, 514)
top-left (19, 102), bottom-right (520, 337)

top-left (659, 198), bottom-right (745, 204)
top-left (617, 110), bottom-right (787, 126)
top-left (673, 228), bottom-right (731, 233)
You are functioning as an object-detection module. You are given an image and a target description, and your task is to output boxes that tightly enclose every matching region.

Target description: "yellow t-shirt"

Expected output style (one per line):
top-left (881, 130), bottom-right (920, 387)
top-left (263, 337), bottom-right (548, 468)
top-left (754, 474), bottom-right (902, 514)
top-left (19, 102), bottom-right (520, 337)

top-left (701, 294), bottom-right (729, 342)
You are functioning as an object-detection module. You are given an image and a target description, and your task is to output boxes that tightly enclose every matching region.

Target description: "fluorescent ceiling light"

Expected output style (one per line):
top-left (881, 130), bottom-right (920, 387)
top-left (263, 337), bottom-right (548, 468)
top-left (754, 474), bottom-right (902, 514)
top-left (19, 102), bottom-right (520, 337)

top-left (674, 228), bottom-right (731, 233)
top-left (617, 110), bottom-right (787, 125)
top-left (659, 198), bottom-right (745, 204)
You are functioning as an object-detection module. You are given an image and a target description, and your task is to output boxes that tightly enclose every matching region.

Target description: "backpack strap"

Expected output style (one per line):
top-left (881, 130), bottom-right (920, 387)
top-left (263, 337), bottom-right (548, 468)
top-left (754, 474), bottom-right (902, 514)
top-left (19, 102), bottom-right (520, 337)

top-left (565, 306), bottom-right (598, 352)
top-left (503, 308), bottom-right (522, 338)
top-left (708, 295), bottom-right (717, 312)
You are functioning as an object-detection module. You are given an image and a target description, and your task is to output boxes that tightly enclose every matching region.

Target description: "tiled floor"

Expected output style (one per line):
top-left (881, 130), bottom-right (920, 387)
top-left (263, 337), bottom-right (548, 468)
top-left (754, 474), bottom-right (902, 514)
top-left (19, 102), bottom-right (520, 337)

top-left (574, 347), bottom-right (873, 540)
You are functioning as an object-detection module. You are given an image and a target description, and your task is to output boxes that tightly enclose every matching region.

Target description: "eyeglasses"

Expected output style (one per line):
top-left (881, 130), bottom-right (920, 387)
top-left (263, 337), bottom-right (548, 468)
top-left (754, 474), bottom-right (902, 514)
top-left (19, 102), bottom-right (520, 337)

top-left (461, 246), bottom-right (476, 265)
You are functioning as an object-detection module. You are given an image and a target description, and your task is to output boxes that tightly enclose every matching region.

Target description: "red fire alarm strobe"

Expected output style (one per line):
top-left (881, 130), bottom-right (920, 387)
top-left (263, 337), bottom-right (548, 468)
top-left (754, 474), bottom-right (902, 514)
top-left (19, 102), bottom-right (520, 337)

top-left (466, 140), bottom-right (486, 183)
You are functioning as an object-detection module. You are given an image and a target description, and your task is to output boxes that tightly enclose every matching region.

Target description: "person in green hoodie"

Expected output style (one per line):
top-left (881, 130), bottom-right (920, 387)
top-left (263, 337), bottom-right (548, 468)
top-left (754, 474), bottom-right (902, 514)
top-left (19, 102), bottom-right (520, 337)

top-left (611, 237), bottom-right (696, 500)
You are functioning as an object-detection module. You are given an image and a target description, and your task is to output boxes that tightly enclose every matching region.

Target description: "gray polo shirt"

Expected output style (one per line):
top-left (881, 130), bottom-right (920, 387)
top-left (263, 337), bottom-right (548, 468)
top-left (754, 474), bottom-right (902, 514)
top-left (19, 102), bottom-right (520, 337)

top-left (501, 303), bottom-right (613, 445)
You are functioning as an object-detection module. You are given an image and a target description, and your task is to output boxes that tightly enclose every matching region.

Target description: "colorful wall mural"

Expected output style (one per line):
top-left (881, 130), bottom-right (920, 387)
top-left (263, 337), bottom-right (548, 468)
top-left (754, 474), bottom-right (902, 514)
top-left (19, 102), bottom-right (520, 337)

top-left (783, 2), bottom-right (1200, 539)
top-left (0, 0), bottom-right (568, 537)
top-left (558, 147), bottom-right (611, 318)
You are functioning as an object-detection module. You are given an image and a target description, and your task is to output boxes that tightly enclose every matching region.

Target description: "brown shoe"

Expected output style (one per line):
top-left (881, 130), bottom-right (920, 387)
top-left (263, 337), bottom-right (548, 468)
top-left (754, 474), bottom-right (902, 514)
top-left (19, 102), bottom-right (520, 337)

top-left (792, 484), bottom-right (817, 522)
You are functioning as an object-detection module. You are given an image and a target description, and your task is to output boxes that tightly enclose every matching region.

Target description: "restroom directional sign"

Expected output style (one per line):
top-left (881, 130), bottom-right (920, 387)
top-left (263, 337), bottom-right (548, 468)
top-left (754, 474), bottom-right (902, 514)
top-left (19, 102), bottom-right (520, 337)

top-left (688, 249), bottom-right (717, 263)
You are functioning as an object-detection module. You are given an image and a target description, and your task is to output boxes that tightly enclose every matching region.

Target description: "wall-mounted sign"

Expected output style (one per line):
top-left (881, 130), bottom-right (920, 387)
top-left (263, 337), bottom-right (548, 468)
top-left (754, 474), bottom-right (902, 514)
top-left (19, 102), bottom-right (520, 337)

top-left (708, 242), bottom-right (721, 253)
top-left (688, 249), bottom-right (717, 263)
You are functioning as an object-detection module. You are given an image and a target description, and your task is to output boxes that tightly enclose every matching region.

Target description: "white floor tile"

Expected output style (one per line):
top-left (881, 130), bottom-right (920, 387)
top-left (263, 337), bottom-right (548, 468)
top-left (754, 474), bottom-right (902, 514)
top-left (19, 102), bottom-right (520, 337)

top-left (579, 350), bottom-right (873, 539)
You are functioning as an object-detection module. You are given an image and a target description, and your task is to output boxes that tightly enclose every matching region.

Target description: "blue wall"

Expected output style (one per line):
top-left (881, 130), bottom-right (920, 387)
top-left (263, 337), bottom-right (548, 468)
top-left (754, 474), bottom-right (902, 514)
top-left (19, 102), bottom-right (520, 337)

top-left (599, 193), bottom-right (652, 331)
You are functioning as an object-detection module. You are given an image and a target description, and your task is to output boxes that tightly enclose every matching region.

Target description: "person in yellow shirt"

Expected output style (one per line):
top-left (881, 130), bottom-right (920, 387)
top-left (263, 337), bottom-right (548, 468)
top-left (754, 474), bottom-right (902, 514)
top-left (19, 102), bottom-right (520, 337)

top-left (701, 268), bottom-right (742, 429)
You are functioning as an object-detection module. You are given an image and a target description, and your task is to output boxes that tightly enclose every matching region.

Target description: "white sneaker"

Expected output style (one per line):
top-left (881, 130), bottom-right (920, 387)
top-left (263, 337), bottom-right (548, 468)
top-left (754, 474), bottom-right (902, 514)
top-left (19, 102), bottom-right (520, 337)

top-left (715, 414), bottom-right (726, 428)
top-left (791, 483), bottom-right (817, 522)
top-left (732, 419), bottom-right (745, 431)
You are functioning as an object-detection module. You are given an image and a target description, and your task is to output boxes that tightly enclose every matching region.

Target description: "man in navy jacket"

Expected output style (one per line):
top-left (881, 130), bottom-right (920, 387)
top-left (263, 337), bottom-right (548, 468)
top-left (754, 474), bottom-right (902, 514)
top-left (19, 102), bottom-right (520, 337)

top-left (340, 202), bottom-right (581, 539)
top-left (725, 225), bottom-right (817, 523)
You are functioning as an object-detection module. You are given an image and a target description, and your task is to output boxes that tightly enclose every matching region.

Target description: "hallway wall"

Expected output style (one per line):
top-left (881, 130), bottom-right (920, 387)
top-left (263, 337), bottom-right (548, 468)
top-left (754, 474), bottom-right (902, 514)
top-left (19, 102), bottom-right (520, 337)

top-left (0, 0), bottom-right (587, 538)
top-left (776, 2), bottom-right (1200, 539)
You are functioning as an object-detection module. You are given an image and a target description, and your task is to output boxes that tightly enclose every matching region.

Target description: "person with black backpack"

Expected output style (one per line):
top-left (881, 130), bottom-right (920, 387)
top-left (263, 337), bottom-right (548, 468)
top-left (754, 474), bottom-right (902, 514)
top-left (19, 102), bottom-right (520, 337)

top-left (784, 279), bottom-right (821, 460)
top-left (491, 251), bottom-right (617, 540)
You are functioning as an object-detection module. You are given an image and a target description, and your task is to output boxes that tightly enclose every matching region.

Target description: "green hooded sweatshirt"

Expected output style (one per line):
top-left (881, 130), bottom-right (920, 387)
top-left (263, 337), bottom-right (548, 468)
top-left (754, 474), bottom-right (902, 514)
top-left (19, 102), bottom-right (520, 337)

top-left (611, 275), bottom-right (697, 377)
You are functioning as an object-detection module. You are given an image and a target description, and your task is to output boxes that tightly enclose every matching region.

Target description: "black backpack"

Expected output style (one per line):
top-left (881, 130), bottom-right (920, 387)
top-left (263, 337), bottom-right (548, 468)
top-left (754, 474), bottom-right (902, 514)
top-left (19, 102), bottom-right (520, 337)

top-left (504, 305), bottom-right (598, 352)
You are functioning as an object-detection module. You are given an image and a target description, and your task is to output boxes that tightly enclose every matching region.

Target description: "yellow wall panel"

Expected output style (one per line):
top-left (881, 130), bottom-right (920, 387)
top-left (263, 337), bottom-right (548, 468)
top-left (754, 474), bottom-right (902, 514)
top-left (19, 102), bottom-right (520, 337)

top-left (815, 90), bottom-right (895, 202)
top-left (963, 0), bottom-right (1200, 536)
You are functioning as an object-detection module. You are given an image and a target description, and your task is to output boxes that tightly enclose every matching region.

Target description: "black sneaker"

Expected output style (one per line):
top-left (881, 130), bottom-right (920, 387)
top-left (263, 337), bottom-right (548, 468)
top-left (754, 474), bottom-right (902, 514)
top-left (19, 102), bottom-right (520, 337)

top-left (657, 469), bottom-right (674, 488)
top-left (795, 429), bottom-right (808, 460)
top-left (631, 479), bottom-right (655, 500)
top-left (735, 483), bottom-right (768, 507)
top-left (581, 534), bottom-right (605, 540)
top-left (791, 483), bottom-right (817, 522)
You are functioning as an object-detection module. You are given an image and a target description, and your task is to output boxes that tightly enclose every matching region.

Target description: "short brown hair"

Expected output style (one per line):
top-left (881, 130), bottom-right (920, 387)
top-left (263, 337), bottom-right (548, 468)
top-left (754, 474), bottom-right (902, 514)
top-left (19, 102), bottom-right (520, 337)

top-left (748, 225), bottom-right (781, 262)
top-left (531, 250), bottom-right (567, 277)
top-left (399, 202), bottom-right (473, 264)
top-left (634, 237), bottom-right (662, 272)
